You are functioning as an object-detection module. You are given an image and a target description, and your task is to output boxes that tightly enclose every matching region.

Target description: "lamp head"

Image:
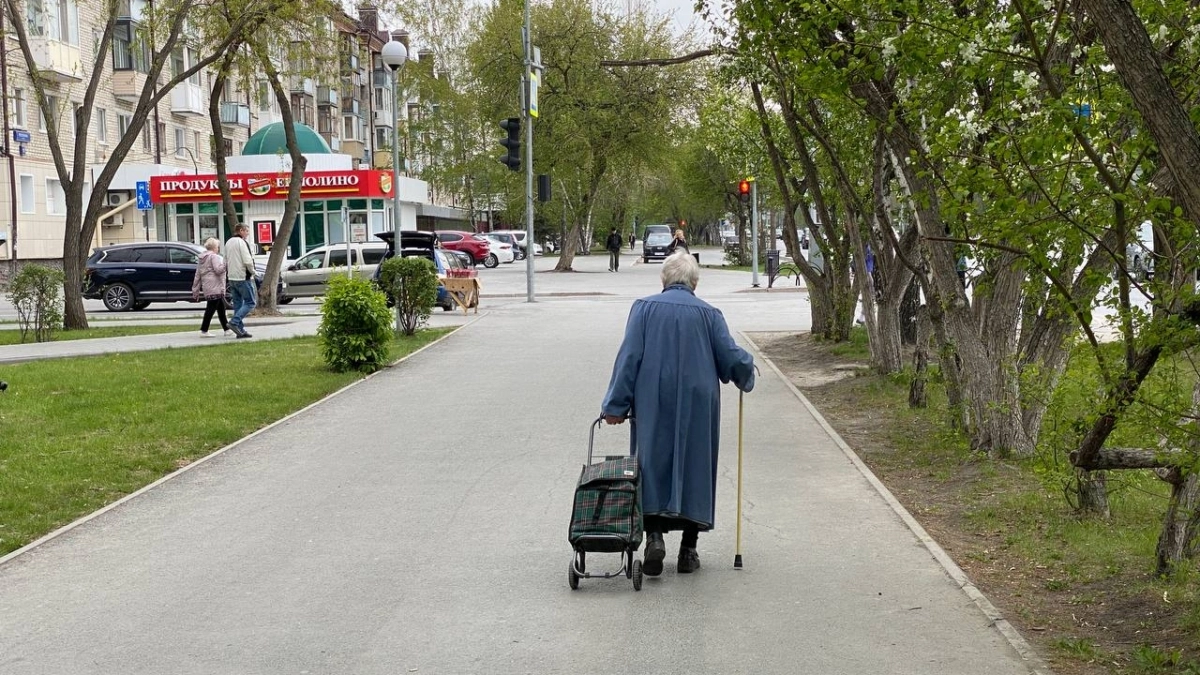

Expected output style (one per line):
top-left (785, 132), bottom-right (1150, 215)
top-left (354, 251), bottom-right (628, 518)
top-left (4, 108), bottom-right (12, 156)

top-left (382, 41), bottom-right (408, 71)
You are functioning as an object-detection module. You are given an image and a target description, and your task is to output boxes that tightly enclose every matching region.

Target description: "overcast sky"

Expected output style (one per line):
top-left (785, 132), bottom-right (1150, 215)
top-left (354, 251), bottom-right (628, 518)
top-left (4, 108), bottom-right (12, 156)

top-left (651, 0), bottom-right (705, 36)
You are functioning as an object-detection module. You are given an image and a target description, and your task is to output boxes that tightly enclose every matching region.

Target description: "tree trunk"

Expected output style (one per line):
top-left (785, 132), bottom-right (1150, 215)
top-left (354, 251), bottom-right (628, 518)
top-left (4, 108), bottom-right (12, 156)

top-left (1154, 469), bottom-right (1199, 576)
top-left (1075, 469), bottom-right (1111, 519)
top-left (909, 344), bottom-right (928, 408)
top-left (899, 280), bottom-right (920, 345)
top-left (254, 46), bottom-right (307, 313)
top-left (1079, 0), bottom-right (1200, 223)
top-left (61, 217), bottom-right (87, 329)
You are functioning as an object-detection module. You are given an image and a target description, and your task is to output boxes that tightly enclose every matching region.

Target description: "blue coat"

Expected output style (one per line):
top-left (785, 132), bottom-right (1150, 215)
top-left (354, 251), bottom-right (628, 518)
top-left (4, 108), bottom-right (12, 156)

top-left (601, 284), bottom-right (755, 530)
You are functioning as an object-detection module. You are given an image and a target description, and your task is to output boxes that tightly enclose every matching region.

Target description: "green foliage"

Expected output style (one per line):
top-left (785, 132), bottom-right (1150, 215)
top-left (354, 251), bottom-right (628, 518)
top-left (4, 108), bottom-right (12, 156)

top-left (379, 256), bottom-right (439, 336)
top-left (6, 265), bottom-right (65, 343)
top-left (317, 275), bottom-right (393, 372)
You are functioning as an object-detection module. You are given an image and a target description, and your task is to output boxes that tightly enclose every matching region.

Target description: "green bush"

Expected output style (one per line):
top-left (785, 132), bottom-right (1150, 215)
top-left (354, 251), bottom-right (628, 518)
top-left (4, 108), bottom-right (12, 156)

top-left (317, 275), bottom-right (393, 372)
top-left (6, 265), bottom-right (64, 343)
top-left (379, 256), bottom-right (438, 336)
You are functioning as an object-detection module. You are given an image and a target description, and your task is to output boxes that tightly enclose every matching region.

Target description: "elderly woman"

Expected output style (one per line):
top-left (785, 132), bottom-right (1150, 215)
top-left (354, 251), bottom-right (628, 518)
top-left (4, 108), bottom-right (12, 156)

top-left (191, 238), bottom-right (230, 337)
top-left (601, 252), bottom-right (755, 576)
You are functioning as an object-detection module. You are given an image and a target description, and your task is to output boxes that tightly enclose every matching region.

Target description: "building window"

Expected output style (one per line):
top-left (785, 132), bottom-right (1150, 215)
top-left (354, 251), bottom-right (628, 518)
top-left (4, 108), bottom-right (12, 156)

top-left (96, 108), bottom-right (107, 144)
top-left (257, 81), bottom-right (272, 111)
top-left (171, 48), bottom-right (185, 80)
top-left (12, 88), bottom-right (26, 128)
top-left (19, 175), bottom-right (35, 214)
top-left (143, 127), bottom-right (152, 152)
top-left (71, 101), bottom-right (81, 138)
top-left (118, 112), bottom-right (131, 139)
top-left (193, 131), bottom-right (202, 161)
top-left (375, 126), bottom-right (390, 150)
top-left (39, 94), bottom-right (59, 132)
top-left (46, 178), bottom-right (66, 215)
top-left (342, 115), bottom-right (359, 141)
top-left (112, 19), bottom-right (148, 72)
top-left (174, 127), bottom-right (186, 157)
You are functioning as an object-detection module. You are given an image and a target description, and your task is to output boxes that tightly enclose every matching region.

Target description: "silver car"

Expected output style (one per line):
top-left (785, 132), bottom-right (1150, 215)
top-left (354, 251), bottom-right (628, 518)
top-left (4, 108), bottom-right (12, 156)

top-left (282, 243), bottom-right (389, 298)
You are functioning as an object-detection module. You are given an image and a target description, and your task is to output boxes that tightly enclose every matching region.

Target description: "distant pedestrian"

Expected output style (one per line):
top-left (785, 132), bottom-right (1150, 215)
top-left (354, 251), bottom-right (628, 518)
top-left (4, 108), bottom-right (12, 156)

top-left (224, 224), bottom-right (257, 339)
top-left (629, 232), bottom-right (636, 251)
top-left (666, 228), bottom-right (690, 257)
top-left (192, 238), bottom-right (231, 338)
top-left (602, 252), bottom-right (755, 576)
top-left (606, 228), bottom-right (624, 272)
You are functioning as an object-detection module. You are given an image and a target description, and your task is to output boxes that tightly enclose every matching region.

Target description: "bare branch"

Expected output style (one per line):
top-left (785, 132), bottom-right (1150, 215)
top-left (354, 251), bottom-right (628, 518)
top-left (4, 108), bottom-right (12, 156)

top-left (600, 48), bottom-right (720, 68)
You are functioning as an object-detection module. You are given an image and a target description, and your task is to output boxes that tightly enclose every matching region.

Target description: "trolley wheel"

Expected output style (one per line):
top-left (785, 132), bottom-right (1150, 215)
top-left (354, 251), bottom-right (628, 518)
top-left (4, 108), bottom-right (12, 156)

top-left (568, 558), bottom-right (580, 590)
top-left (578, 551), bottom-right (586, 574)
top-left (632, 559), bottom-right (643, 591)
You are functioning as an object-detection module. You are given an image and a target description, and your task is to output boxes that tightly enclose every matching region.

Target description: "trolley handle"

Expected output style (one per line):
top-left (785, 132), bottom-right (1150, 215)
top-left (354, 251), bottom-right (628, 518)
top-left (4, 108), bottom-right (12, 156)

top-left (588, 415), bottom-right (636, 464)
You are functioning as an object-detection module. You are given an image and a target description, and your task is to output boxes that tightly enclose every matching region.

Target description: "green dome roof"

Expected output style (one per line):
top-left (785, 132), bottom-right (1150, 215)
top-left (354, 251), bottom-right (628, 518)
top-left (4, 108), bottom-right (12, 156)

top-left (241, 122), bottom-right (332, 155)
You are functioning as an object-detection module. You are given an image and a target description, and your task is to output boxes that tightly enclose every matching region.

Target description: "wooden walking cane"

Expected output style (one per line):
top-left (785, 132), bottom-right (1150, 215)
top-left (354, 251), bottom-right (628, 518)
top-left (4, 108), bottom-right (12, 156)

top-left (734, 389), bottom-right (745, 569)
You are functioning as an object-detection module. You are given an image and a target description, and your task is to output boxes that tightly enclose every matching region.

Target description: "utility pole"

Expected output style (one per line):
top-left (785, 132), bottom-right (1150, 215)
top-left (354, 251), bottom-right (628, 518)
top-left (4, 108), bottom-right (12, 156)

top-left (522, 1), bottom-right (536, 303)
top-left (751, 179), bottom-right (760, 288)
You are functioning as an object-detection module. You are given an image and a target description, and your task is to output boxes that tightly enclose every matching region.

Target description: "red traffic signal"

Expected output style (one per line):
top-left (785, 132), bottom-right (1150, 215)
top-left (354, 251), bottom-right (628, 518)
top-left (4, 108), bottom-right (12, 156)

top-left (738, 179), bottom-right (751, 202)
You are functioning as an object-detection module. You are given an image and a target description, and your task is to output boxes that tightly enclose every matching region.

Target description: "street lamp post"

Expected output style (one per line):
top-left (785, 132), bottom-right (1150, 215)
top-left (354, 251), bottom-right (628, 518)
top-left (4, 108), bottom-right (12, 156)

top-left (382, 39), bottom-right (408, 334)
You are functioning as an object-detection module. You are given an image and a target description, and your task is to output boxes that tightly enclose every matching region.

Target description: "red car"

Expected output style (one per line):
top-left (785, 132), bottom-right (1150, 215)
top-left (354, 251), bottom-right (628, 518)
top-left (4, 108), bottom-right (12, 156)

top-left (435, 231), bottom-right (490, 266)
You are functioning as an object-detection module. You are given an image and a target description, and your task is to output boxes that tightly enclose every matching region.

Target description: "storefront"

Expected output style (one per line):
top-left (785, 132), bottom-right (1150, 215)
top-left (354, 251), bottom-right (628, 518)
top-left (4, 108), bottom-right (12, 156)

top-left (149, 169), bottom-right (403, 258)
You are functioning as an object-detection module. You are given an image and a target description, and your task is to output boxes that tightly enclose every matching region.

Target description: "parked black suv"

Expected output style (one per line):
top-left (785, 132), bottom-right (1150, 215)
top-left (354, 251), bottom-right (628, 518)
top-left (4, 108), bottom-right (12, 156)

top-left (84, 242), bottom-right (288, 311)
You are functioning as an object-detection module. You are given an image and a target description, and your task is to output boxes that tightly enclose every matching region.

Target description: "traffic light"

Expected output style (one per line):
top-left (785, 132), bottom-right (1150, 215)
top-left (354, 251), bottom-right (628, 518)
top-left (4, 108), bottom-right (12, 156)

top-left (499, 117), bottom-right (521, 171)
top-left (738, 179), bottom-right (751, 203)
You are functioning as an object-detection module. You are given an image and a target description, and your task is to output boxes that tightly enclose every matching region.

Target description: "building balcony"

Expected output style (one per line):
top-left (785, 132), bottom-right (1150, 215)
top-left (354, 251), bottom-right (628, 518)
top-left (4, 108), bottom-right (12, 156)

top-left (318, 133), bottom-right (341, 152)
top-left (342, 52), bottom-right (360, 73)
top-left (373, 150), bottom-right (398, 170)
top-left (170, 83), bottom-right (205, 115)
top-left (373, 70), bottom-right (392, 88)
top-left (373, 109), bottom-right (393, 128)
top-left (111, 70), bottom-right (144, 102)
top-left (342, 138), bottom-right (365, 161)
top-left (342, 98), bottom-right (362, 117)
top-left (316, 86), bottom-right (339, 107)
top-left (289, 77), bottom-right (314, 96)
top-left (29, 38), bottom-right (82, 82)
top-left (219, 101), bottom-right (250, 127)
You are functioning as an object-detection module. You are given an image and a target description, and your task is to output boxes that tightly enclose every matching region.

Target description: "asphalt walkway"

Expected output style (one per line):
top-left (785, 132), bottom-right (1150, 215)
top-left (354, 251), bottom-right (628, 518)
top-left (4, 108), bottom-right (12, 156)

top-left (0, 251), bottom-right (1042, 674)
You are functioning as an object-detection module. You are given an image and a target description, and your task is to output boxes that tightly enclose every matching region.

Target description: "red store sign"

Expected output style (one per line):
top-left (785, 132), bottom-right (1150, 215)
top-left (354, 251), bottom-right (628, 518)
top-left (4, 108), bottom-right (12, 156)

top-left (150, 169), bottom-right (395, 204)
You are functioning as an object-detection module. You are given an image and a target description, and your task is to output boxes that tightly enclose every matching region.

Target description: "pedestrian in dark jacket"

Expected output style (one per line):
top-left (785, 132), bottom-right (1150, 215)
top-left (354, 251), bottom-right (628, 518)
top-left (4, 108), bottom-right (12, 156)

top-left (629, 232), bottom-right (636, 251)
top-left (606, 228), bottom-right (624, 272)
top-left (666, 229), bottom-right (690, 257)
top-left (602, 252), bottom-right (755, 576)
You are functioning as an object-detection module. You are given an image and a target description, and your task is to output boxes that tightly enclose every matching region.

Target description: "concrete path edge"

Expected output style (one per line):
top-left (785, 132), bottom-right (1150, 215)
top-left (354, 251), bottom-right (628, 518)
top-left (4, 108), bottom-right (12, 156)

top-left (0, 318), bottom-right (480, 569)
top-left (743, 332), bottom-right (1053, 675)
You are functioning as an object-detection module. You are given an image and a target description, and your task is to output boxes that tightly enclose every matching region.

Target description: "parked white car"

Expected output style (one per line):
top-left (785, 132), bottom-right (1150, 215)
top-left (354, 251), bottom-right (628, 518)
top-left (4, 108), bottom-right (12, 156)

top-left (476, 234), bottom-right (515, 268)
top-left (490, 229), bottom-right (543, 257)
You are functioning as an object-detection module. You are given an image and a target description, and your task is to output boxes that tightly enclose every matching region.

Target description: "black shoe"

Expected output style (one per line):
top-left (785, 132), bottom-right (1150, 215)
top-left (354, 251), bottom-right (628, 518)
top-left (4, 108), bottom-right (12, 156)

top-left (236, 330), bottom-right (253, 339)
top-left (643, 533), bottom-right (666, 576)
top-left (677, 547), bottom-right (701, 573)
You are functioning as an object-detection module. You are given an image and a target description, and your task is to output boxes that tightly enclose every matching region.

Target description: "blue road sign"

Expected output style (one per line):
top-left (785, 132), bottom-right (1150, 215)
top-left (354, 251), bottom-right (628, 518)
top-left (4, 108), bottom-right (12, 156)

top-left (135, 181), bottom-right (152, 210)
top-left (13, 129), bottom-right (31, 144)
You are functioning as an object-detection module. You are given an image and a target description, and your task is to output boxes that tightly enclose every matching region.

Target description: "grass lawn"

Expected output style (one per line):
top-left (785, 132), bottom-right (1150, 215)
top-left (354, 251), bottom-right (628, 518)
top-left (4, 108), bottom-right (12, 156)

top-left (0, 329), bottom-right (450, 556)
top-left (0, 324), bottom-right (194, 346)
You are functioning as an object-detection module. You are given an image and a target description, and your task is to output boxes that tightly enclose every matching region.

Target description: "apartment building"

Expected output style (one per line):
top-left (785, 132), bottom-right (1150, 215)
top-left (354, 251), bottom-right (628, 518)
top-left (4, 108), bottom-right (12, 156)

top-left (1, 2), bottom-right (453, 265)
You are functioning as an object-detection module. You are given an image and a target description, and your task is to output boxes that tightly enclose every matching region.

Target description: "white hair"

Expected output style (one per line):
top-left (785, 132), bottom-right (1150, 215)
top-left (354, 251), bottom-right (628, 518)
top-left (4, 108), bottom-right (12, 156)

top-left (661, 251), bottom-right (700, 289)
top-left (203, 238), bottom-right (220, 251)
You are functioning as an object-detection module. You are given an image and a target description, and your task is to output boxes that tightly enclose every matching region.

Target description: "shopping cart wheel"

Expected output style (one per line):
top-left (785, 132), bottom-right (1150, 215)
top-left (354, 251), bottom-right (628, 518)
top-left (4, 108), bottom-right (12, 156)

top-left (632, 559), bottom-right (643, 591)
top-left (568, 558), bottom-right (580, 590)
